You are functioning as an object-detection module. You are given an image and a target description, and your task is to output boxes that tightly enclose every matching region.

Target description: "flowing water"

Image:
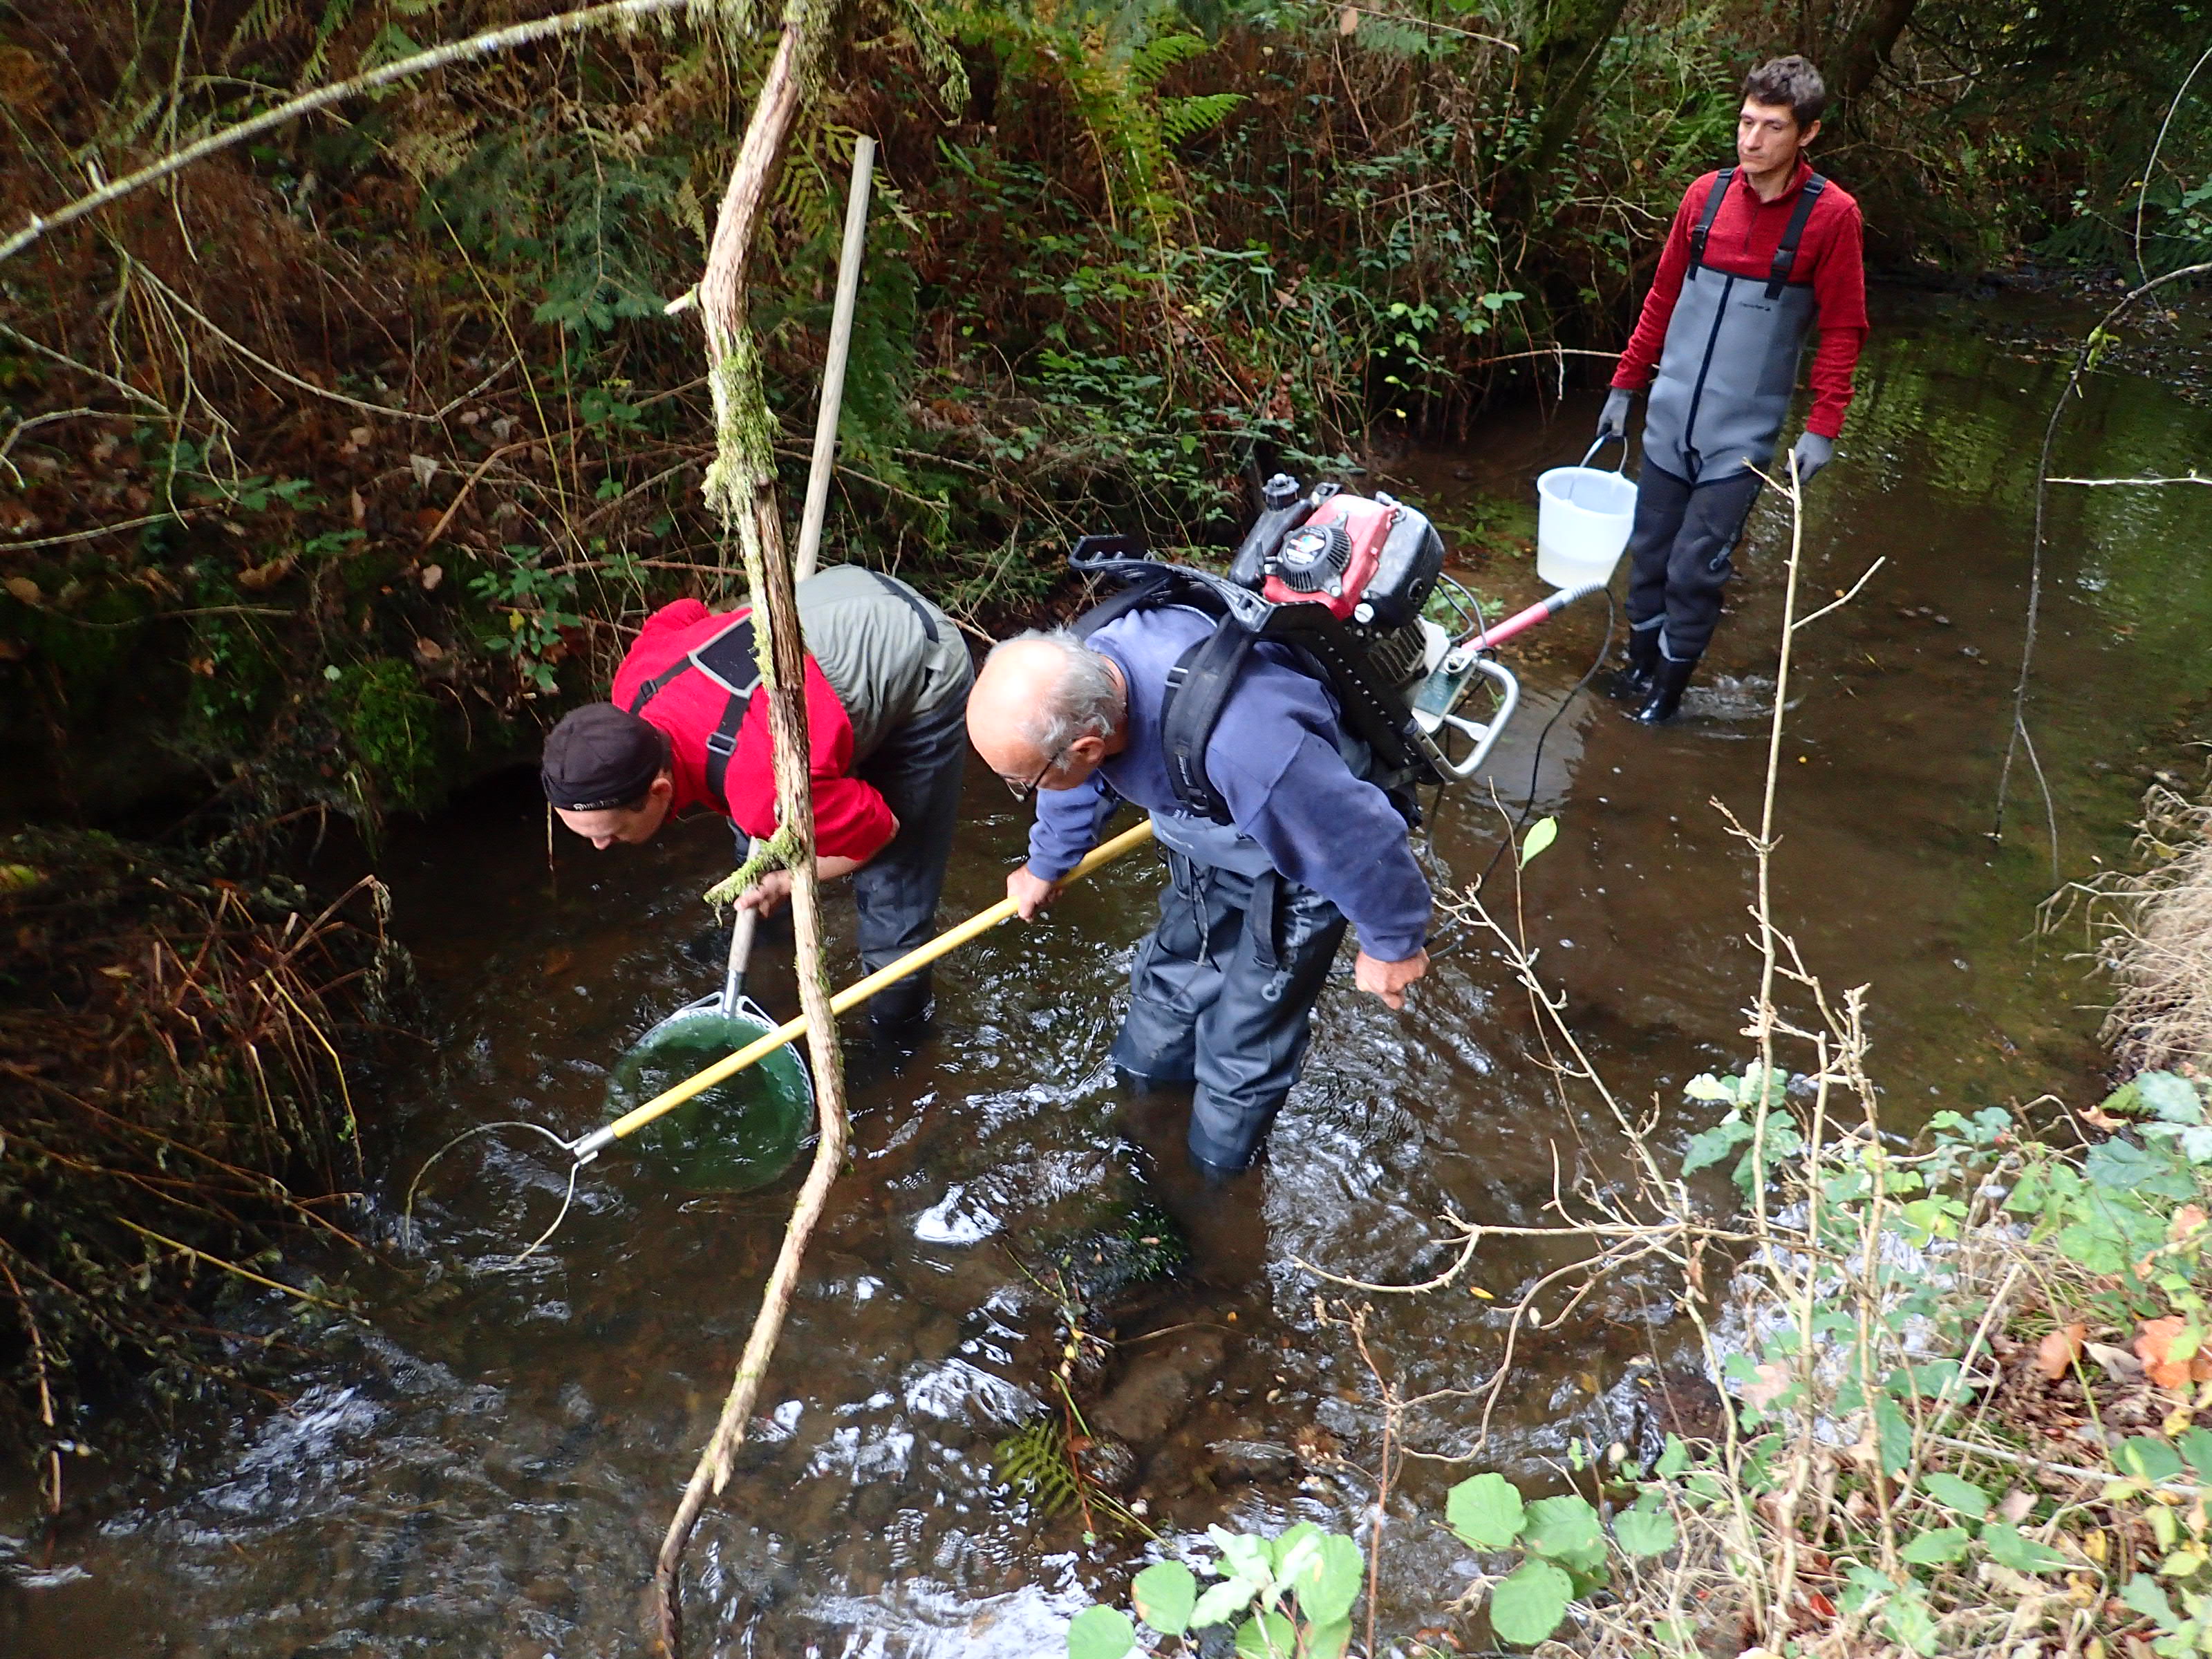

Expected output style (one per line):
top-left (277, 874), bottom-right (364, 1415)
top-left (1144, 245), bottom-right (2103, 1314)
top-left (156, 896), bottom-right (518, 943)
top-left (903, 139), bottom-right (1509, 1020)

top-left (8, 292), bottom-right (2212, 1657)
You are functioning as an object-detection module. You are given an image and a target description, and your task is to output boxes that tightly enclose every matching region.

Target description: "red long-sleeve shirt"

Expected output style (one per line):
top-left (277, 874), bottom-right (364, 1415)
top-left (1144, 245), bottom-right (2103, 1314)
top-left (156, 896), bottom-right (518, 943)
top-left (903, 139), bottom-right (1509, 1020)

top-left (609, 599), bottom-right (897, 863)
top-left (1611, 159), bottom-right (1868, 439)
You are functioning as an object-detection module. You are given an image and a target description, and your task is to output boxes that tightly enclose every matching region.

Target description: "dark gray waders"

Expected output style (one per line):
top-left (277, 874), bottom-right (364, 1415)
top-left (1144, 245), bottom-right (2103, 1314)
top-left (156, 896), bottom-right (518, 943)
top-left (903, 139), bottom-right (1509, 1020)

top-left (1631, 169), bottom-right (1827, 716)
top-left (1109, 841), bottom-right (1349, 1177)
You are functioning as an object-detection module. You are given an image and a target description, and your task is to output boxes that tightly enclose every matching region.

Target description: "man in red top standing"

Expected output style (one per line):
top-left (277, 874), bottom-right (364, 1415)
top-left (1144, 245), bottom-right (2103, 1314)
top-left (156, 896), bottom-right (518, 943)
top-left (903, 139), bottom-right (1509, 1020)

top-left (537, 565), bottom-right (972, 1034)
top-left (1595, 55), bottom-right (1867, 722)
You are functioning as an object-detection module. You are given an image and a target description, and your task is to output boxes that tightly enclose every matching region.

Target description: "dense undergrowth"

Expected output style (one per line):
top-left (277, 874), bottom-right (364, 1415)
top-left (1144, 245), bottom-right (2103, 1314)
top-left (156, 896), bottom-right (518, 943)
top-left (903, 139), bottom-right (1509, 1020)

top-left (1, 0), bottom-right (2204, 827)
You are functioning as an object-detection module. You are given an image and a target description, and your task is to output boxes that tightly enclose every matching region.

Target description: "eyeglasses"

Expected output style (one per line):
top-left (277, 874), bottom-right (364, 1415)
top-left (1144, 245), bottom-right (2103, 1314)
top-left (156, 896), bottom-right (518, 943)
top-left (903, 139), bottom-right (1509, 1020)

top-left (1004, 748), bottom-right (1065, 803)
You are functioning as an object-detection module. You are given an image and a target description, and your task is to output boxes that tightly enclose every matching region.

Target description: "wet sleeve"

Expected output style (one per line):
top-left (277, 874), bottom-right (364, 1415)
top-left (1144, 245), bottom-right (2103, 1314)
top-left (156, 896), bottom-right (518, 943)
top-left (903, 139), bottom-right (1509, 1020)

top-left (1805, 204), bottom-right (1869, 439)
top-left (1027, 776), bottom-right (1114, 883)
top-left (1611, 178), bottom-right (1705, 393)
top-left (1215, 729), bottom-right (1431, 962)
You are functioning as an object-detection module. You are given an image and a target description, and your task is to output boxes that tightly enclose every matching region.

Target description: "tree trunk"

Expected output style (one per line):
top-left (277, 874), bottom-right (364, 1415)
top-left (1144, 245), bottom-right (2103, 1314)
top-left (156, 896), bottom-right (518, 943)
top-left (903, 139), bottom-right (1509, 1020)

top-left (1517, 0), bottom-right (1640, 182)
top-left (653, 3), bottom-right (853, 1653)
top-left (1824, 0), bottom-right (1922, 133)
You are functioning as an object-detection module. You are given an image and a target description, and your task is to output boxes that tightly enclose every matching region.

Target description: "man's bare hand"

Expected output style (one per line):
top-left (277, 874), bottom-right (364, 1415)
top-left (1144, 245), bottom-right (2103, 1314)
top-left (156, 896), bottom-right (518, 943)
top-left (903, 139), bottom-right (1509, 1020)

top-left (1006, 865), bottom-right (1064, 921)
top-left (1356, 948), bottom-right (1429, 1009)
top-left (737, 869), bottom-right (794, 915)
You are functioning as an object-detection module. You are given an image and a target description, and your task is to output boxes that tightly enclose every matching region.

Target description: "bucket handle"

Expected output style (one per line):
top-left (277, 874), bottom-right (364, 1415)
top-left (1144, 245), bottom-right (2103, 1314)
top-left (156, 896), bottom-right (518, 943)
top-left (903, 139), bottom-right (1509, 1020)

top-left (1580, 433), bottom-right (1630, 472)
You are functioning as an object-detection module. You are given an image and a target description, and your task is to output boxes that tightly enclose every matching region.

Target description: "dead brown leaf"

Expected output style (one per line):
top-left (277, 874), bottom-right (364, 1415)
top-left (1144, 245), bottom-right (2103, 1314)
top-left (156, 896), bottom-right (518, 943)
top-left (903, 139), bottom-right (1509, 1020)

top-left (236, 557), bottom-right (294, 592)
top-left (5, 575), bottom-right (42, 606)
top-left (2038, 1323), bottom-right (2088, 1381)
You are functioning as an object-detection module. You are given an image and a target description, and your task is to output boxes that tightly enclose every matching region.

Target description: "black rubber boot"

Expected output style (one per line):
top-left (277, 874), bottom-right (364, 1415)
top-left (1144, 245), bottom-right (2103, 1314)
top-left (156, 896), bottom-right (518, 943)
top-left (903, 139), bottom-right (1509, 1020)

top-left (1634, 655), bottom-right (1697, 724)
top-left (1611, 625), bottom-right (1661, 700)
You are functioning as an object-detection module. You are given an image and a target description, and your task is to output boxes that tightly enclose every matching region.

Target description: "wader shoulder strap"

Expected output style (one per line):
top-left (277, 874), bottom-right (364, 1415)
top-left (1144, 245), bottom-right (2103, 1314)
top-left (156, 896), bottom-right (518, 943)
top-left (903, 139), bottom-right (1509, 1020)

top-left (862, 569), bottom-right (941, 643)
top-left (1160, 625), bottom-right (1257, 825)
top-left (1765, 173), bottom-right (1828, 297)
top-left (621, 619), bottom-right (760, 814)
top-left (1686, 169), bottom-right (1733, 277)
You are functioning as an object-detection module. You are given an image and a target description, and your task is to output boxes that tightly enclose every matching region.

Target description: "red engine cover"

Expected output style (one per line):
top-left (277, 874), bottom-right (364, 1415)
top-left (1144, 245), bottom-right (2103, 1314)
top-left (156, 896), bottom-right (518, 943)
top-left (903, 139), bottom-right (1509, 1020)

top-left (1262, 494), bottom-right (1397, 619)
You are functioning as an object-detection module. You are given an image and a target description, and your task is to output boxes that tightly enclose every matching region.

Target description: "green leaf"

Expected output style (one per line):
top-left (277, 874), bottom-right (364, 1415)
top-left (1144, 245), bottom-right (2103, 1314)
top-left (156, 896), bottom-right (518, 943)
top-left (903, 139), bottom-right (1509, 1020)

top-left (1210, 1527), bottom-right (1274, 1588)
top-left (1270, 1524), bottom-right (1322, 1585)
top-left (1233, 1609), bottom-right (1296, 1658)
top-left (1522, 1495), bottom-right (1607, 1575)
top-left (1919, 1472), bottom-right (1991, 1518)
top-left (2121, 1573), bottom-right (2180, 1629)
top-left (1518, 816), bottom-right (1557, 868)
top-left (1067, 1605), bottom-right (1136, 1659)
top-left (1613, 1506), bottom-right (1677, 1558)
top-left (1875, 1391), bottom-right (1912, 1479)
top-left (1132, 1561), bottom-right (1197, 1635)
top-left (2086, 1137), bottom-right (2197, 1201)
top-left (2139, 1071), bottom-right (2206, 1124)
top-left (1190, 1577), bottom-right (1257, 1629)
top-left (1655, 1434), bottom-right (1691, 1478)
top-left (1303, 1617), bottom-right (1353, 1659)
top-left (1980, 1524), bottom-right (2071, 1573)
top-left (2175, 1426), bottom-right (2212, 1481)
top-left (1293, 1534), bottom-right (1365, 1628)
top-left (1683, 1118), bottom-right (1753, 1176)
top-left (1900, 1526), bottom-right (1971, 1566)
top-left (1488, 1557), bottom-right (1575, 1645)
top-left (1446, 1472), bottom-right (1527, 1550)
top-left (2117, 1436), bottom-right (2187, 1483)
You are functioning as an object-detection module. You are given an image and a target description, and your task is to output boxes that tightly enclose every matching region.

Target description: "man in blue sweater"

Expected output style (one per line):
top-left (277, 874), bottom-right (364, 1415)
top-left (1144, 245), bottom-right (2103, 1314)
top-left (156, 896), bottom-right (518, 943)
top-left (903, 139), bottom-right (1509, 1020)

top-left (966, 612), bottom-right (1432, 1177)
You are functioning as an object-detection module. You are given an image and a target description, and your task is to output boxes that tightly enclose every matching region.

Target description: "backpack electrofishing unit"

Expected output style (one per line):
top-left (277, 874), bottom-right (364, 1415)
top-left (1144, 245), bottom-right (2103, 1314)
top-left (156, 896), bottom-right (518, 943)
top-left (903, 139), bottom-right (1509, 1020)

top-left (1070, 474), bottom-right (1600, 822)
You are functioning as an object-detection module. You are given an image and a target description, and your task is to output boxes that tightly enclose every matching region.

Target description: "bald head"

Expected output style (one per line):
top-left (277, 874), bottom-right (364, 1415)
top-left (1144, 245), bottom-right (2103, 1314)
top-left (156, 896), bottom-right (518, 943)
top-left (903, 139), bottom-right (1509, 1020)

top-left (968, 629), bottom-right (1127, 785)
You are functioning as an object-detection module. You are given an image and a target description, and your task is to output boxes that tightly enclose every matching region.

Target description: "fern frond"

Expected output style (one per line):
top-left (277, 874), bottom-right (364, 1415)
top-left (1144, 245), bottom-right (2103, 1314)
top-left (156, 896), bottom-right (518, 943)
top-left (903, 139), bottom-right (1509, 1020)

top-left (1159, 91), bottom-right (1245, 144)
top-left (224, 0), bottom-right (289, 57)
top-left (298, 0), bottom-right (357, 86)
top-left (1126, 29), bottom-right (1209, 88)
top-left (993, 1416), bottom-right (1080, 1517)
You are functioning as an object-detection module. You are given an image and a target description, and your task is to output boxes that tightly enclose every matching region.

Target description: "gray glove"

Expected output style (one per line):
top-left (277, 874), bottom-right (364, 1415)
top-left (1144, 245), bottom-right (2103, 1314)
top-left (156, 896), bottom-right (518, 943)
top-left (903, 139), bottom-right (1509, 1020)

top-left (1789, 431), bottom-right (1835, 485)
top-left (1595, 387), bottom-right (1635, 444)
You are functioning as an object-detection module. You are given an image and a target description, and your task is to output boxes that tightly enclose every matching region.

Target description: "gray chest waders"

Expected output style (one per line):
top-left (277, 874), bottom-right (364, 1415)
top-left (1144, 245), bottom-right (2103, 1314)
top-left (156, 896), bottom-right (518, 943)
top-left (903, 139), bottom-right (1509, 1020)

top-left (1641, 169), bottom-right (1826, 484)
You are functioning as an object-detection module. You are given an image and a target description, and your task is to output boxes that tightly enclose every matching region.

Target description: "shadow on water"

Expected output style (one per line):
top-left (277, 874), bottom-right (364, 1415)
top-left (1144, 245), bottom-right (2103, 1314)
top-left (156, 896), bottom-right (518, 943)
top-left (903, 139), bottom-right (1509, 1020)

top-left (8, 293), bottom-right (2212, 1656)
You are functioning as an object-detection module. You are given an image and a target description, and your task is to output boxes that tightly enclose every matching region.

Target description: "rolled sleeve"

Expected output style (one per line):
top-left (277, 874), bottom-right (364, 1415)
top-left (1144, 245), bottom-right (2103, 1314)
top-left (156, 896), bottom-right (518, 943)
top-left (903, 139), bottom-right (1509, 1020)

top-left (1027, 777), bottom-right (1113, 881)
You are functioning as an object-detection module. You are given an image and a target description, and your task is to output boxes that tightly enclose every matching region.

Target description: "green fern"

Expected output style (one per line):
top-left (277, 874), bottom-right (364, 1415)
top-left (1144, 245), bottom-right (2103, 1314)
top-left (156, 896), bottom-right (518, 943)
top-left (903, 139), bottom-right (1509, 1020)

top-left (994, 1415), bottom-right (1081, 1517)
top-left (1159, 90), bottom-right (1246, 145)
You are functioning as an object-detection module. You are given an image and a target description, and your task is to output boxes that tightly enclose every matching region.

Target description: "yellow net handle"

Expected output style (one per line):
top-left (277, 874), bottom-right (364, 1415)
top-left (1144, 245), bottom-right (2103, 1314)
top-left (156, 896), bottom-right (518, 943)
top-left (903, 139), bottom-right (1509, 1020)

top-left (569, 817), bottom-right (1158, 1160)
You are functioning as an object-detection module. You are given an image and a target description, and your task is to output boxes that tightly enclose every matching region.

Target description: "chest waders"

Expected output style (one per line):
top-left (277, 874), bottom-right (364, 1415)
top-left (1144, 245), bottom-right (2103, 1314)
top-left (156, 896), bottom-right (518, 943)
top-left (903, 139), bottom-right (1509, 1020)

top-left (1640, 168), bottom-right (1827, 485)
top-left (1627, 169), bottom-right (1827, 722)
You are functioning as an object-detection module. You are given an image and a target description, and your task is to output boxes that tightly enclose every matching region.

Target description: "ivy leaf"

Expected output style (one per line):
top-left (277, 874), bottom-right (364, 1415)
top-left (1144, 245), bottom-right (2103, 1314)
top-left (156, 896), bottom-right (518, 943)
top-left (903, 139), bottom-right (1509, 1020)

top-left (1132, 1562), bottom-right (1197, 1635)
top-left (1980, 1524), bottom-right (2071, 1573)
top-left (1067, 1605), bottom-right (1136, 1659)
top-left (1920, 1472), bottom-right (1991, 1518)
top-left (1613, 1506), bottom-right (1677, 1558)
top-left (1900, 1526), bottom-right (1971, 1566)
top-left (1190, 1577), bottom-right (1258, 1629)
top-left (1446, 1472), bottom-right (1527, 1550)
top-left (1683, 1118), bottom-right (1753, 1176)
top-left (1488, 1557), bottom-right (1575, 1645)
top-left (1518, 815), bottom-right (1558, 868)
top-left (2086, 1138), bottom-right (2196, 1201)
top-left (2139, 1071), bottom-right (2206, 1125)
top-left (2121, 1574), bottom-right (2180, 1628)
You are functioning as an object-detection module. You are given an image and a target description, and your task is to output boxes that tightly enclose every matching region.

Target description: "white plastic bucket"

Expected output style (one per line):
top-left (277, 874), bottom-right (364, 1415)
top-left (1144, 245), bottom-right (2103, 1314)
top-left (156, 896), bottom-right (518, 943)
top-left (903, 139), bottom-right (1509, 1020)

top-left (1535, 453), bottom-right (1638, 590)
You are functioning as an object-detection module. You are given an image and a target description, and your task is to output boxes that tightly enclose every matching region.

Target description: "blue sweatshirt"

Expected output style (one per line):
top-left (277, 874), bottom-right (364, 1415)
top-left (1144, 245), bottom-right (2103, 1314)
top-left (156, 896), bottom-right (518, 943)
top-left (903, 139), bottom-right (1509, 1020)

top-left (1026, 606), bottom-right (1432, 962)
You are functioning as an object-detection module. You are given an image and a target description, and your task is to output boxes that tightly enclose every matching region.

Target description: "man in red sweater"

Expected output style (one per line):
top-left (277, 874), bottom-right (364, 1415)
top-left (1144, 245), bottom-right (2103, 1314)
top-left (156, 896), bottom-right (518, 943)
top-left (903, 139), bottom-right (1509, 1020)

top-left (1595, 55), bottom-right (1867, 722)
top-left (538, 565), bottom-right (972, 1033)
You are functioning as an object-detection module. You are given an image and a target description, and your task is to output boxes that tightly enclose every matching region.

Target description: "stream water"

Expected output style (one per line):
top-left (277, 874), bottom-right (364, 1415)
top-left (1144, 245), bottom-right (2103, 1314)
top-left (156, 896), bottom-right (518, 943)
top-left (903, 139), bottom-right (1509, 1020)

top-left (8, 291), bottom-right (2212, 1657)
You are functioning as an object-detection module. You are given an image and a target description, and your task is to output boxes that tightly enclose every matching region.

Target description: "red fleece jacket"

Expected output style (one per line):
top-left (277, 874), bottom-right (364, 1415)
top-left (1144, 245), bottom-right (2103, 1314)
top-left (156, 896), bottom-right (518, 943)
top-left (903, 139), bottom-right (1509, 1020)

top-left (1611, 159), bottom-right (1869, 439)
top-left (609, 598), bottom-right (897, 863)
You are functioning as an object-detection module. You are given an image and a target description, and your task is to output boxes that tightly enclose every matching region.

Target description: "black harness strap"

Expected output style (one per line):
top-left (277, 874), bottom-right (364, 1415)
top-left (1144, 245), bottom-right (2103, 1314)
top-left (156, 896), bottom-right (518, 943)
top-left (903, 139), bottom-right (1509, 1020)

top-left (1685, 167), bottom-right (1734, 279)
top-left (1159, 626), bottom-right (1257, 825)
top-left (1765, 173), bottom-right (1827, 297)
top-left (624, 617), bottom-right (761, 814)
top-left (863, 569), bottom-right (942, 644)
top-left (626, 657), bottom-right (695, 717)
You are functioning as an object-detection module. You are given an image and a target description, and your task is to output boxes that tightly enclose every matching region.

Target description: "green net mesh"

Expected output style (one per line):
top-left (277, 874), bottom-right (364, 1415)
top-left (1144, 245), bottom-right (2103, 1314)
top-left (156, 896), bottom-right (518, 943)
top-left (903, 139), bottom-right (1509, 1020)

top-left (607, 1004), bottom-right (812, 1192)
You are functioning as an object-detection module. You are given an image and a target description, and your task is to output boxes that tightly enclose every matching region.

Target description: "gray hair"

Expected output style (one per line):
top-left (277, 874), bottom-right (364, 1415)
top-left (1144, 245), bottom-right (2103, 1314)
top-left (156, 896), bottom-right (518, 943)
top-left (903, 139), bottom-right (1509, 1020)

top-left (992, 628), bottom-right (1125, 754)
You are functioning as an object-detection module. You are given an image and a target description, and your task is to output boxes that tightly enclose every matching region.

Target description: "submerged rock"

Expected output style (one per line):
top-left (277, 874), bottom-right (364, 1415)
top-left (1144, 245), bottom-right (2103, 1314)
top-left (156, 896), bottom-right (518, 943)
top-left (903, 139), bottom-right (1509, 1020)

top-left (1092, 1329), bottom-right (1227, 1445)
